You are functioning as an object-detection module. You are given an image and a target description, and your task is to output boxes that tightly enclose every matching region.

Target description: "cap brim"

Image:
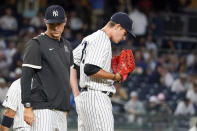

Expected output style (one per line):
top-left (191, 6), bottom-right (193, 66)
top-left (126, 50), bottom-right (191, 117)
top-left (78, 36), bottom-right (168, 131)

top-left (127, 30), bottom-right (136, 38)
top-left (46, 19), bottom-right (65, 24)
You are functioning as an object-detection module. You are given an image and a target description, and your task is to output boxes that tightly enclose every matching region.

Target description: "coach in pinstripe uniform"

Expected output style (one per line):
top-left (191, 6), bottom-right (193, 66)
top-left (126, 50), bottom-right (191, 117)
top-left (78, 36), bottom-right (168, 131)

top-left (73, 12), bottom-right (135, 131)
top-left (20, 5), bottom-right (79, 131)
top-left (0, 79), bottom-right (30, 131)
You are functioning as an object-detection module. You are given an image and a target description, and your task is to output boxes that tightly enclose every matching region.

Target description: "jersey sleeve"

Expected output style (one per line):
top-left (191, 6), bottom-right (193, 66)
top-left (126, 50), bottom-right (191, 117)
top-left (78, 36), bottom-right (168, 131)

top-left (22, 39), bottom-right (42, 69)
top-left (85, 38), bottom-right (109, 68)
top-left (2, 82), bottom-right (20, 111)
top-left (73, 42), bottom-right (84, 66)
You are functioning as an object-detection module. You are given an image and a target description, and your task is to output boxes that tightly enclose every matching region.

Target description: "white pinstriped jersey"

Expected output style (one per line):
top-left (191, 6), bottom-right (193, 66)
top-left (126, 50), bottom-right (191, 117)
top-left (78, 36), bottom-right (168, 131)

top-left (73, 30), bottom-right (116, 93)
top-left (2, 79), bottom-right (30, 130)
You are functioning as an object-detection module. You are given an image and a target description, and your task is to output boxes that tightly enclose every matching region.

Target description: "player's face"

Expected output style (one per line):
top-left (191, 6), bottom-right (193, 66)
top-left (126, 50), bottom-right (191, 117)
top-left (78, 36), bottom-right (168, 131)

top-left (46, 22), bottom-right (66, 39)
top-left (111, 25), bottom-right (127, 43)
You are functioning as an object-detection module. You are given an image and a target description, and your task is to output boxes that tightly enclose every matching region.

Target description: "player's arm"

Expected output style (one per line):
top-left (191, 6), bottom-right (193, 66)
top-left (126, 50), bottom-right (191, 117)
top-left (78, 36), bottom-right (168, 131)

top-left (21, 67), bottom-right (35, 126)
top-left (21, 39), bottom-right (41, 126)
top-left (83, 37), bottom-right (122, 81)
top-left (21, 39), bottom-right (41, 105)
top-left (70, 66), bottom-right (80, 97)
top-left (1, 80), bottom-right (19, 131)
top-left (84, 64), bottom-right (121, 81)
top-left (70, 45), bottom-right (80, 97)
top-left (0, 108), bottom-right (16, 131)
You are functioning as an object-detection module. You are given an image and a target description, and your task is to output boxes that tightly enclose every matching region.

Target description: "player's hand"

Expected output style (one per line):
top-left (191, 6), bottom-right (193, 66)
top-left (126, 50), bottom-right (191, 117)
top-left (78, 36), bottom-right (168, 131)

top-left (111, 49), bottom-right (135, 82)
top-left (74, 95), bottom-right (81, 105)
top-left (0, 125), bottom-right (9, 131)
top-left (65, 111), bottom-right (68, 116)
top-left (113, 73), bottom-right (122, 82)
top-left (74, 95), bottom-right (81, 115)
top-left (24, 107), bottom-right (34, 126)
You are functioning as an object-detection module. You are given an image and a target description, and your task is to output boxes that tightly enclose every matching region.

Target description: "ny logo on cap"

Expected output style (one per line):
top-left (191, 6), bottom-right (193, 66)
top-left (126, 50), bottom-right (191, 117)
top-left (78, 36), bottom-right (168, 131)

top-left (53, 10), bottom-right (58, 17)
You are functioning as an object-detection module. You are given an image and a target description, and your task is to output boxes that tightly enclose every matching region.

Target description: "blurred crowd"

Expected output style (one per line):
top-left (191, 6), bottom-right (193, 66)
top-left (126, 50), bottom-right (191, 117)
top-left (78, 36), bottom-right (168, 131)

top-left (0, 0), bottom-right (197, 123)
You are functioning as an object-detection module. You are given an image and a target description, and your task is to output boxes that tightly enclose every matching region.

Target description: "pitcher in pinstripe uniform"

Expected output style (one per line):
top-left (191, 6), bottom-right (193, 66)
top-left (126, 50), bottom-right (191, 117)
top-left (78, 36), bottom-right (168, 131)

top-left (73, 12), bottom-right (135, 131)
top-left (0, 79), bottom-right (31, 131)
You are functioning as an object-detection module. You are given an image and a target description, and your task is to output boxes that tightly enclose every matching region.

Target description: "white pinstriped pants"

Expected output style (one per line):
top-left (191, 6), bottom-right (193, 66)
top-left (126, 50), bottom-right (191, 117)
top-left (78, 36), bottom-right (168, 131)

top-left (75, 90), bottom-right (114, 131)
top-left (30, 109), bottom-right (67, 131)
top-left (14, 127), bottom-right (30, 131)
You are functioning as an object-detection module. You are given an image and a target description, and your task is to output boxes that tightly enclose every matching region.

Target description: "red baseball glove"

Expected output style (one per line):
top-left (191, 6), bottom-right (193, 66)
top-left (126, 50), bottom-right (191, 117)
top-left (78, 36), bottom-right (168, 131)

top-left (111, 55), bottom-right (119, 74)
top-left (111, 49), bottom-right (135, 82)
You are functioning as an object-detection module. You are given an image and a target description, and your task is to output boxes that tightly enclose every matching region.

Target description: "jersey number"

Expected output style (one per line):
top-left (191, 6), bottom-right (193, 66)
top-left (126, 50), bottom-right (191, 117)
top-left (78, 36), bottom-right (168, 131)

top-left (80, 41), bottom-right (87, 64)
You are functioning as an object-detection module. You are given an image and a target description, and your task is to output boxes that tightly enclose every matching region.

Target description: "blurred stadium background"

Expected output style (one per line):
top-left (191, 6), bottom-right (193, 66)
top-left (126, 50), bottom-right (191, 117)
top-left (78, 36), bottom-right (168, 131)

top-left (0, 0), bottom-right (197, 131)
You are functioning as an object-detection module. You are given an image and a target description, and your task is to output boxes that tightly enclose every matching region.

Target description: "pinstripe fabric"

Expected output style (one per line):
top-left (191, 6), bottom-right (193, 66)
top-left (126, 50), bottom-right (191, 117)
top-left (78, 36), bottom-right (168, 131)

top-left (2, 79), bottom-right (31, 130)
top-left (74, 30), bottom-right (115, 131)
top-left (15, 127), bottom-right (31, 131)
top-left (75, 95), bottom-right (85, 131)
top-left (73, 30), bottom-right (116, 93)
top-left (31, 109), bottom-right (67, 131)
top-left (76, 91), bottom-right (114, 131)
top-left (2, 80), bottom-right (67, 131)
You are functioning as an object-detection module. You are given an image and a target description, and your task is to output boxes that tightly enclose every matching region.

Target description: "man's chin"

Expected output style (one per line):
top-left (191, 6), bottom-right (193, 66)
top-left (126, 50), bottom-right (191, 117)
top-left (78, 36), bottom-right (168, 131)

top-left (52, 34), bottom-right (61, 38)
top-left (112, 40), bottom-right (118, 44)
top-left (114, 41), bottom-right (120, 44)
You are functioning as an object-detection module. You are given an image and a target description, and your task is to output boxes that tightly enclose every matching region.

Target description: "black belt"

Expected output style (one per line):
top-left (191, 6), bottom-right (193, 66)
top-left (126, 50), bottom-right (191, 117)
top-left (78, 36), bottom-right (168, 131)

top-left (81, 87), bottom-right (113, 98)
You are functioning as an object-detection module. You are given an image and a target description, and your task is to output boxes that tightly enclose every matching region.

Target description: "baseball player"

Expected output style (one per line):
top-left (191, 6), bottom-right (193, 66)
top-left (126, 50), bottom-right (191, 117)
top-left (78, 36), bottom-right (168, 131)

top-left (20, 5), bottom-right (79, 131)
top-left (73, 12), bottom-right (135, 131)
top-left (0, 79), bottom-right (30, 131)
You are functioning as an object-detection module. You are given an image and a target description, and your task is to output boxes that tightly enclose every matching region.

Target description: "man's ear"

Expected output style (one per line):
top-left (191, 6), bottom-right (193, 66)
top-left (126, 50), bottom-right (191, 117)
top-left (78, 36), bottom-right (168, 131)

top-left (114, 24), bottom-right (121, 30)
top-left (43, 19), bottom-right (47, 24)
top-left (64, 18), bottom-right (67, 25)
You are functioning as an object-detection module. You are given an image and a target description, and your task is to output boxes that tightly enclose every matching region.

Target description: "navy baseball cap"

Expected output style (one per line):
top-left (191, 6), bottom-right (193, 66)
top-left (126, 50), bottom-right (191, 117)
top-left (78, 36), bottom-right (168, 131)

top-left (45, 5), bottom-right (66, 24)
top-left (110, 12), bottom-right (135, 38)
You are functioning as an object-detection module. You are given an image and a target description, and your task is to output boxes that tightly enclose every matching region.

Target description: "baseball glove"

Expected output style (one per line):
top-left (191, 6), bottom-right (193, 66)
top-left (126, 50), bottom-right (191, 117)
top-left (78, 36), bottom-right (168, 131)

top-left (111, 55), bottom-right (119, 74)
top-left (111, 49), bottom-right (135, 82)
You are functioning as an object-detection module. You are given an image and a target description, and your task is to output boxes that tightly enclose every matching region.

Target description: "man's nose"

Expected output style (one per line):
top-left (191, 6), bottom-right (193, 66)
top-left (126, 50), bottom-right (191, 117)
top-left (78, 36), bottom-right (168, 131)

top-left (54, 25), bottom-right (60, 30)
